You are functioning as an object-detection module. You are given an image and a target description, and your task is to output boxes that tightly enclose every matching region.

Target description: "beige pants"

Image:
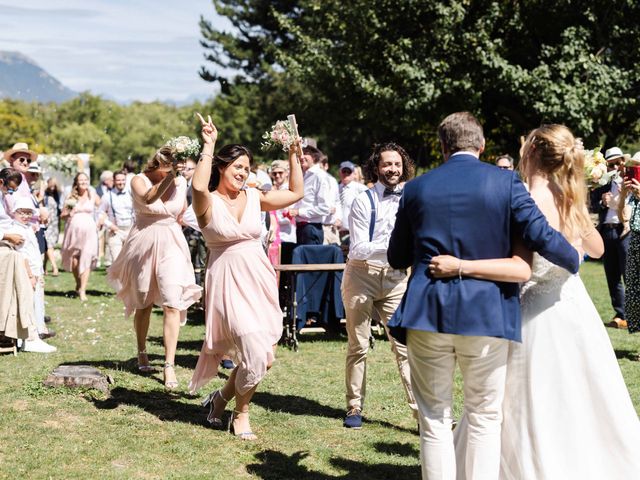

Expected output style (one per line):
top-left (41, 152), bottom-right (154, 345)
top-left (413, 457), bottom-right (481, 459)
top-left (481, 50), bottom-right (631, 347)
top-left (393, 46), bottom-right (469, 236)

top-left (106, 225), bottom-right (131, 265)
top-left (342, 259), bottom-right (417, 415)
top-left (408, 330), bottom-right (508, 480)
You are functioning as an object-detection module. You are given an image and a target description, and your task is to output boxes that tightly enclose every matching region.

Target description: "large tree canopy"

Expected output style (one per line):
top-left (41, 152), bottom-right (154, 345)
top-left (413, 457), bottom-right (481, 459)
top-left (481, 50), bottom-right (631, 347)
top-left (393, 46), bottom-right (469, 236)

top-left (201, 0), bottom-right (640, 165)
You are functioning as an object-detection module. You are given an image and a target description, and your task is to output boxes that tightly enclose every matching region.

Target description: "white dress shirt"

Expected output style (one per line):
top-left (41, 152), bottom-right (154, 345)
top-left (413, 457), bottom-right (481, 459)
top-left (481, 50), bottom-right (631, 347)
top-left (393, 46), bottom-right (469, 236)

top-left (0, 191), bottom-right (13, 241)
top-left (100, 188), bottom-right (134, 228)
top-left (6, 220), bottom-right (43, 275)
top-left (339, 180), bottom-right (368, 231)
top-left (604, 176), bottom-right (624, 224)
top-left (348, 181), bottom-right (403, 266)
top-left (295, 164), bottom-right (331, 223)
top-left (274, 182), bottom-right (296, 243)
top-left (323, 173), bottom-right (342, 225)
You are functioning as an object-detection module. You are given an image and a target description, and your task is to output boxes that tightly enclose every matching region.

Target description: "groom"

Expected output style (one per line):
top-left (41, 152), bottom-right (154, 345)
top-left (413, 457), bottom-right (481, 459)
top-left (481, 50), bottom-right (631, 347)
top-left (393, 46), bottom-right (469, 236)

top-left (387, 112), bottom-right (580, 479)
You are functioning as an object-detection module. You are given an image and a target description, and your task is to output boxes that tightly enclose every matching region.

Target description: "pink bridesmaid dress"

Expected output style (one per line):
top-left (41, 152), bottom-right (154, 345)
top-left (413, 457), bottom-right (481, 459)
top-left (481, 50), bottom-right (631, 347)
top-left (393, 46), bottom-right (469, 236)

top-left (189, 188), bottom-right (282, 395)
top-left (107, 174), bottom-right (201, 323)
top-left (61, 196), bottom-right (98, 274)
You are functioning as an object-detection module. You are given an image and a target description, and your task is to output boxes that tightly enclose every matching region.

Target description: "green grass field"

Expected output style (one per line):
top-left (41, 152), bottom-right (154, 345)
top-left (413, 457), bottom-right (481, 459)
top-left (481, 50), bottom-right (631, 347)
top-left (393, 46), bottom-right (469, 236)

top-left (0, 260), bottom-right (637, 479)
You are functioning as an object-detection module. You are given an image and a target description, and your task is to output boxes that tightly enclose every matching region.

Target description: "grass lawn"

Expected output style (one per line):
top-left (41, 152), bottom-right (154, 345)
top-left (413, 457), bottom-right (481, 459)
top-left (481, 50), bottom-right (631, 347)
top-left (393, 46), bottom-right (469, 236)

top-left (0, 260), bottom-right (638, 479)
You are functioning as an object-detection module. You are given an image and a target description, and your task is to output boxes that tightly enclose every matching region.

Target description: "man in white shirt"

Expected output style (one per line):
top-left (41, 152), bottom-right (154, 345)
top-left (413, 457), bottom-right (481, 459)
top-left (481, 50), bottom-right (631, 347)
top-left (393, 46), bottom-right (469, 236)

top-left (288, 145), bottom-right (331, 245)
top-left (338, 161), bottom-right (367, 243)
top-left (342, 142), bottom-right (418, 429)
top-left (320, 156), bottom-right (342, 245)
top-left (99, 170), bottom-right (134, 264)
top-left (270, 160), bottom-right (297, 264)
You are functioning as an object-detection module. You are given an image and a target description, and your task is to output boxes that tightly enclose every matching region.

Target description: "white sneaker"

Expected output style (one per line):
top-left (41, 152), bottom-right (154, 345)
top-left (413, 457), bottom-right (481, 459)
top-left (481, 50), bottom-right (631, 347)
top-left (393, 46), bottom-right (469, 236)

top-left (23, 338), bottom-right (57, 353)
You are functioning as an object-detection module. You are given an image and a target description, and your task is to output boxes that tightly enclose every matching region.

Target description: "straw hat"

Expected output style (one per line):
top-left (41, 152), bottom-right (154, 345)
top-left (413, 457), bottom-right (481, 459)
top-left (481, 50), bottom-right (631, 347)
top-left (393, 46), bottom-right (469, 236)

top-left (3, 142), bottom-right (38, 162)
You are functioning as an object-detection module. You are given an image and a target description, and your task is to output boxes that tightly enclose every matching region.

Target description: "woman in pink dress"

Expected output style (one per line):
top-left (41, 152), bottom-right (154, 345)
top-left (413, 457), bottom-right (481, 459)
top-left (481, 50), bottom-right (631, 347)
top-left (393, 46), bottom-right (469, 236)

top-left (60, 172), bottom-right (100, 301)
top-left (189, 114), bottom-right (303, 440)
top-left (108, 146), bottom-right (202, 390)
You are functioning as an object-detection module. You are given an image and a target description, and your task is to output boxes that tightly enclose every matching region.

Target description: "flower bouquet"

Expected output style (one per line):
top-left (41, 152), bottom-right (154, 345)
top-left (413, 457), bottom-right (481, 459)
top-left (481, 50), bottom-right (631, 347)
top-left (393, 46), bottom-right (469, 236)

top-left (64, 197), bottom-right (77, 211)
top-left (261, 114), bottom-right (303, 154)
top-left (584, 147), bottom-right (615, 187)
top-left (166, 136), bottom-right (201, 162)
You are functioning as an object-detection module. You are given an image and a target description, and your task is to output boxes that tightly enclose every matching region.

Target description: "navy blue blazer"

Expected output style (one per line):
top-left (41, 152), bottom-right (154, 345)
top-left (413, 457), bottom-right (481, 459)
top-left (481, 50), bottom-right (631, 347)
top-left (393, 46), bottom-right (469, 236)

top-left (387, 154), bottom-right (580, 343)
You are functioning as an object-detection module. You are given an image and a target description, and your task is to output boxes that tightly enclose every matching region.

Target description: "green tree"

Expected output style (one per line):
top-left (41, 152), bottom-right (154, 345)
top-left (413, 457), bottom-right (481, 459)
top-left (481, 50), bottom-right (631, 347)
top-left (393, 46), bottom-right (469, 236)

top-left (201, 0), bottom-right (640, 165)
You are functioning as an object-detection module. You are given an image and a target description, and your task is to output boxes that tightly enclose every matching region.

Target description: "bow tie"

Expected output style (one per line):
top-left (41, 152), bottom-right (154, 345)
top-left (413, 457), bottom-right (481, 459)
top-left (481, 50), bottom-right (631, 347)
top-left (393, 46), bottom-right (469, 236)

top-left (383, 187), bottom-right (402, 197)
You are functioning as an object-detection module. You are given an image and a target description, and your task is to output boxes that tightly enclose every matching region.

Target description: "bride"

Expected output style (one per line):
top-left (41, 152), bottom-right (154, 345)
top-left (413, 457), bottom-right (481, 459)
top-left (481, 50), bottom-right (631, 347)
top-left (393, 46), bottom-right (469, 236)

top-left (429, 124), bottom-right (640, 479)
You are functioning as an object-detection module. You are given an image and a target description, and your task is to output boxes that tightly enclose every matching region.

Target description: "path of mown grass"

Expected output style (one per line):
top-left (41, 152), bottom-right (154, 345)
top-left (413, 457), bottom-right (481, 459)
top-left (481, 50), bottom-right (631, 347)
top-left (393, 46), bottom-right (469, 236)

top-left (0, 260), bottom-right (637, 479)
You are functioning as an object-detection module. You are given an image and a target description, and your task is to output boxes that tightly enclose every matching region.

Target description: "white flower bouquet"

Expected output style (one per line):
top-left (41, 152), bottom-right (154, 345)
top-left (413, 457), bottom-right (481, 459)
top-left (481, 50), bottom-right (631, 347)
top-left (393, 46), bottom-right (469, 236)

top-left (584, 147), bottom-right (614, 187)
top-left (64, 197), bottom-right (77, 210)
top-left (166, 136), bottom-right (200, 162)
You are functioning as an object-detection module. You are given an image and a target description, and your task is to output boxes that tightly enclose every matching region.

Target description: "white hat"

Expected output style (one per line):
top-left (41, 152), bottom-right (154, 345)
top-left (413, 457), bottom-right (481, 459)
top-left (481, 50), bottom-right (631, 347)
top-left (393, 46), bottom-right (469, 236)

top-left (604, 147), bottom-right (630, 162)
top-left (3, 142), bottom-right (38, 162)
top-left (26, 162), bottom-right (42, 174)
top-left (627, 152), bottom-right (640, 166)
top-left (12, 196), bottom-right (36, 213)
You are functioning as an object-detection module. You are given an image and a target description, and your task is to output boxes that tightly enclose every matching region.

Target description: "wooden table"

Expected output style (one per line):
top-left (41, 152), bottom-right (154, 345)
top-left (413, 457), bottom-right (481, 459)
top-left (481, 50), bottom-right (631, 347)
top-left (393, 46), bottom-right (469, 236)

top-left (274, 263), bottom-right (346, 351)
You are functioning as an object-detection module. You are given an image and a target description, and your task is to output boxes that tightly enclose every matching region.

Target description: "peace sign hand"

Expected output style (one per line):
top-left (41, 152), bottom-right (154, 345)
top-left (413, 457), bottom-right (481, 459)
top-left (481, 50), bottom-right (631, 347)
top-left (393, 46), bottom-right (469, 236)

top-left (196, 113), bottom-right (217, 145)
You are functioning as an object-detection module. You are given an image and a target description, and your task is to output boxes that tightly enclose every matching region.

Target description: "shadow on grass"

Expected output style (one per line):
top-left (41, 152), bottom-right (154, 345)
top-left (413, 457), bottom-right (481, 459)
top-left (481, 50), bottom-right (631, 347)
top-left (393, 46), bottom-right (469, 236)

top-left (60, 352), bottom-right (202, 377)
top-left (246, 444), bottom-right (420, 479)
top-left (615, 349), bottom-right (640, 361)
top-left (147, 335), bottom-right (203, 353)
top-left (251, 391), bottom-right (415, 434)
top-left (45, 289), bottom-right (113, 298)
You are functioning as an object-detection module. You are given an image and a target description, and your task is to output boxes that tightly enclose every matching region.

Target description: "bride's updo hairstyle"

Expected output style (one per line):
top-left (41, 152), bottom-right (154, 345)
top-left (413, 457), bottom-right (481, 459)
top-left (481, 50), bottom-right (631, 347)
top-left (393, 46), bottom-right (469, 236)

top-left (208, 144), bottom-right (253, 191)
top-left (144, 145), bottom-right (176, 172)
top-left (519, 124), bottom-right (591, 239)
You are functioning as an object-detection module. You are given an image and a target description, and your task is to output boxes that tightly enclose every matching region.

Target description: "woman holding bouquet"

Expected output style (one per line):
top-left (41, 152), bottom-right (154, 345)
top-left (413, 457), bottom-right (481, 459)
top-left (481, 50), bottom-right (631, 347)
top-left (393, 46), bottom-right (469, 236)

top-left (189, 114), bottom-right (303, 440)
top-left (60, 172), bottom-right (100, 300)
top-left (107, 145), bottom-right (202, 390)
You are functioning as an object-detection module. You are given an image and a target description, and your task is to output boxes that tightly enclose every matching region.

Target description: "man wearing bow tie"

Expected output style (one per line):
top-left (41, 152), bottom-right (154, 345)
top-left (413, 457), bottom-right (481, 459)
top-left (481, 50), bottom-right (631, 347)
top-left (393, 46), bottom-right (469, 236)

top-left (342, 142), bottom-right (418, 429)
top-left (99, 170), bottom-right (134, 264)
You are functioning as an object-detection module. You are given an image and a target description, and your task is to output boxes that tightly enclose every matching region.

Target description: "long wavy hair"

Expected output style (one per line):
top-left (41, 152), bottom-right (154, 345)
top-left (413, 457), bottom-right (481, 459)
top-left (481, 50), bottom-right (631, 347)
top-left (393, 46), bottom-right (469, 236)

top-left (209, 144), bottom-right (253, 191)
top-left (518, 124), bottom-right (591, 239)
top-left (69, 172), bottom-right (90, 200)
top-left (363, 142), bottom-right (415, 184)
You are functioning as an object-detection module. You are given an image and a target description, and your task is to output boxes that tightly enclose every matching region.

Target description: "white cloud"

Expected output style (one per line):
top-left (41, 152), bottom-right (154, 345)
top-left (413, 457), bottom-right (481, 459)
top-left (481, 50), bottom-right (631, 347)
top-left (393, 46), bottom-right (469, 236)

top-left (0, 0), bottom-right (232, 102)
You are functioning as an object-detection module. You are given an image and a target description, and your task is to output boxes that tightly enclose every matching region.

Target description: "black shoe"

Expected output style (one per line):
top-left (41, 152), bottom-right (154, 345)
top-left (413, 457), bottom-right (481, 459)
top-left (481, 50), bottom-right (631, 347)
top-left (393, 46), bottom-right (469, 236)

top-left (39, 330), bottom-right (56, 339)
top-left (44, 316), bottom-right (52, 324)
top-left (220, 359), bottom-right (235, 369)
top-left (343, 408), bottom-right (363, 429)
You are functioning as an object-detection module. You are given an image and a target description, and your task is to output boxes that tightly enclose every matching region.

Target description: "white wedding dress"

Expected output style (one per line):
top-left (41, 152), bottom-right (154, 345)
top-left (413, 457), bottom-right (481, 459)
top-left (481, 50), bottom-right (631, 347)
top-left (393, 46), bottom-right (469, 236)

top-left (455, 253), bottom-right (640, 479)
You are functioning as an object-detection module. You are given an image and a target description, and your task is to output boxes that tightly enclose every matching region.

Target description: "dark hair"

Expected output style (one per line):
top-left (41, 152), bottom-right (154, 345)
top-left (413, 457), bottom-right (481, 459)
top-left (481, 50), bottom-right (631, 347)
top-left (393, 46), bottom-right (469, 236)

top-left (209, 144), bottom-right (253, 191)
top-left (437, 111), bottom-right (484, 154)
top-left (0, 167), bottom-right (23, 186)
top-left (122, 158), bottom-right (138, 173)
top-left (363, 142), bottom-right (415, 183)
top-left (113, 169), bottom-right (127, 180)
top-left (302, 145), bottom-right (323, 164)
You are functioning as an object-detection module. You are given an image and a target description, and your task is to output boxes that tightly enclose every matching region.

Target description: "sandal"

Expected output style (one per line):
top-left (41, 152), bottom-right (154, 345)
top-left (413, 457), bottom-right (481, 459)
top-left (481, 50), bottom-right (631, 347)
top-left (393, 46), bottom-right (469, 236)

top-left (229, 410), bottom-right (257, 441)
top-left (163, 362), bottom-right (179, 391)
top-left (137, 350), bottom-right (154, 373)
top-left (202, 389), bottom-right (230, 428)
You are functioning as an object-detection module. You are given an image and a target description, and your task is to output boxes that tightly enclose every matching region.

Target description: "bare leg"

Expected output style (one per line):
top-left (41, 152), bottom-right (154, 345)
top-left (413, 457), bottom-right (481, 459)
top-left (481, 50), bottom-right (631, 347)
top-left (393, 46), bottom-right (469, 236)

top-left (232, 384), bottom-right (258, 440)
top-left (162, 306), bottom-right (181, 388)
top-left (133, 305), bottom-right (153, 366)
top-left (78, 269), bottom-right (90, 301)
top-left (45, 248), bottom-right (59, 275)
top-left (71, 257), bottom-right (80, 291)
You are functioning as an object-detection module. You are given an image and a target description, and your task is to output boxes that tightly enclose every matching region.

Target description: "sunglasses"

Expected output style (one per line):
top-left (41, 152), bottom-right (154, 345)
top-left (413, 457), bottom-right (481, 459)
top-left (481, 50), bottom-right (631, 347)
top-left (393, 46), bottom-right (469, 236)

top-left (271, 171), bottom-right (285, 176)
top-left (14, 156), bottom-right (32, 164)
top-left (497, 166), bottom-right (511, 170)
top-left (341, 168), bottom-right (353, 174)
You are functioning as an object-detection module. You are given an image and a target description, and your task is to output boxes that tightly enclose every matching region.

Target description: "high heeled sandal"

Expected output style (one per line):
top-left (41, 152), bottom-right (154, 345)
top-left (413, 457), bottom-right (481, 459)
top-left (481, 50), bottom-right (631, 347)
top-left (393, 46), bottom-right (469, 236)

top-left (163, 362), bottom-right (179, 391)
top-left (202, 389), bottom-right (230, 428)
top-left (137, 350), bottom-right (154, 373)
top-left (229, 410), bottom-right (257, 441)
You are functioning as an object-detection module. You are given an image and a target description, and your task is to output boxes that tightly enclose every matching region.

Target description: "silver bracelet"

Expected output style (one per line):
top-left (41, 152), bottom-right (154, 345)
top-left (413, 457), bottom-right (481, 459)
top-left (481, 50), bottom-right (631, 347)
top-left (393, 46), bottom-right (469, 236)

top-left (199, 153), bottom-right (213, 161)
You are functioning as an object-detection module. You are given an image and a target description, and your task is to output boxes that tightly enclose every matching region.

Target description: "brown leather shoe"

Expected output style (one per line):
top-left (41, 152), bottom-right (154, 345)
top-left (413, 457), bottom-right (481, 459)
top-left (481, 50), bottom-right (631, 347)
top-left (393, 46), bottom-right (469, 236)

top-left (606, 318), bottom-right (628, 329)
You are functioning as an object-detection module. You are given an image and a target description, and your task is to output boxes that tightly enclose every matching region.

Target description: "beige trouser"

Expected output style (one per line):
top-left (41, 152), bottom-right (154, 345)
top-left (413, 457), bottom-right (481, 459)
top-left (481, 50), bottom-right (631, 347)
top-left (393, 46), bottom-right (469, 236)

top-left (342, 259), bottom-right (417, 416)
top-left (408, 330), bottom-right (508, 480)
top-left (106, 225), bottom-right (131, 265)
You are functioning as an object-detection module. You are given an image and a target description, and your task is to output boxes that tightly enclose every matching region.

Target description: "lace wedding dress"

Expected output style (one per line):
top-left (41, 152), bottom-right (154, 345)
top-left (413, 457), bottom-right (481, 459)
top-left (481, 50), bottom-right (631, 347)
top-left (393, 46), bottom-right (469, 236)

top-left (455, 254), bottom-right (640, 479)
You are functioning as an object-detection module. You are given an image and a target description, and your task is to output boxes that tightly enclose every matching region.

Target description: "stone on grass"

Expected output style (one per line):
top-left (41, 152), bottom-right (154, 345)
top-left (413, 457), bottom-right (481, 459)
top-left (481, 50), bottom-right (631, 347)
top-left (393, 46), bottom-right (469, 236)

top-left (44, 365), bottom-right (113, 394)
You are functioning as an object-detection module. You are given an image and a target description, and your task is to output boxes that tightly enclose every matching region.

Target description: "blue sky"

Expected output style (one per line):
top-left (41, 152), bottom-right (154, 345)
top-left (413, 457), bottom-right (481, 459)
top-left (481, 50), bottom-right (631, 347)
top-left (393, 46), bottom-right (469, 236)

top-left (0, 1), bottom-right (232, 102)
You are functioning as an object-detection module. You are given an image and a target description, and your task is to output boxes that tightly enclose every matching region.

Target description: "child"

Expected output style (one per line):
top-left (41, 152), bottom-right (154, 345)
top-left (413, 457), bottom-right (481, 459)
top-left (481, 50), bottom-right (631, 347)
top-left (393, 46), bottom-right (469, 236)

top-left (8, 197), bottom-right (56, 353)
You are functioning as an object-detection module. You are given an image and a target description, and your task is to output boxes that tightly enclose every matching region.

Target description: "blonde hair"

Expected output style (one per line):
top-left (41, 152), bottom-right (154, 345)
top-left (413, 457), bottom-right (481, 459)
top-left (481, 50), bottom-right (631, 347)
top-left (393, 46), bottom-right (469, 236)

top-left (519, 124), bottom-right (591, 239)
top-left (144, 145), bottom-right (175, 172)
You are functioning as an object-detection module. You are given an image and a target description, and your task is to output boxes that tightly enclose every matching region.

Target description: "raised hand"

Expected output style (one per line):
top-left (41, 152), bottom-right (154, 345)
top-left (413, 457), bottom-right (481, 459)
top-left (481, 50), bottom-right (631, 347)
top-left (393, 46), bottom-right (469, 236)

top-left (196, 113), bottom-right (218, 145)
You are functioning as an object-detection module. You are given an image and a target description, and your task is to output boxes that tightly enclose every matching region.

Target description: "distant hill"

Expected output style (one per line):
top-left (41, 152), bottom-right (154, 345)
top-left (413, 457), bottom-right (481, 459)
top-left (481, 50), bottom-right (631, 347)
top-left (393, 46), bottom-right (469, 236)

top-left (0, 51), bottom-right (77, 103)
